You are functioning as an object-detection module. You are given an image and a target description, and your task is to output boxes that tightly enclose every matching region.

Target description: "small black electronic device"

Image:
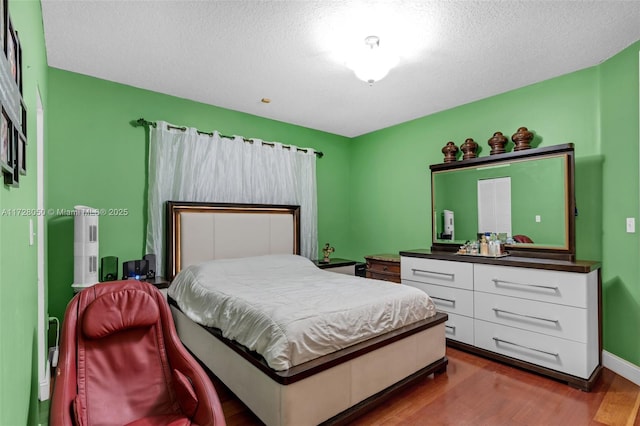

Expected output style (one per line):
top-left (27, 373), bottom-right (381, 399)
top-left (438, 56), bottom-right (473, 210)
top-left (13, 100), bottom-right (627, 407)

top-left (122, 259), bottom-right (148, 280)
top-left (143, 254), bottom-right (156, 279)
top-left (100, 256), bottom-right (118, 282)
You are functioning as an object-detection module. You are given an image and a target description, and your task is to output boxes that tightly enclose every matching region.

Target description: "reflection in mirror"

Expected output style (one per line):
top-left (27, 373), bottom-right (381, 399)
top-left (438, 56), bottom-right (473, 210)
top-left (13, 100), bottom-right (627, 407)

top-left (477, 177), bottom-right (512, 236)
top-left (432, 153), bottom-right (569, 249)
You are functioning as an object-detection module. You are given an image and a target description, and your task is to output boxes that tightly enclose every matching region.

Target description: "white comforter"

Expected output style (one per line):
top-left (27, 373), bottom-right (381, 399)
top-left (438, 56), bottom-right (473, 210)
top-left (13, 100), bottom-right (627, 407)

top-left (168, 254), bottom-right (436, 371)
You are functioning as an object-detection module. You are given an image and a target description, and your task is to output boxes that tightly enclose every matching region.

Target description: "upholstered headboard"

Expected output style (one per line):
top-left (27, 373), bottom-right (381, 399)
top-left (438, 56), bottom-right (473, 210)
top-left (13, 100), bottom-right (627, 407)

top-left (165, 202), bottom-right (301, 279)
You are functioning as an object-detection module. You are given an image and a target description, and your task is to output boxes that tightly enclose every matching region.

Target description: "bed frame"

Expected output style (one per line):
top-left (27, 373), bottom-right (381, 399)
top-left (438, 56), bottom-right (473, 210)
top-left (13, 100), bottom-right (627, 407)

top-left (165, 201), bottom-right (448, 425)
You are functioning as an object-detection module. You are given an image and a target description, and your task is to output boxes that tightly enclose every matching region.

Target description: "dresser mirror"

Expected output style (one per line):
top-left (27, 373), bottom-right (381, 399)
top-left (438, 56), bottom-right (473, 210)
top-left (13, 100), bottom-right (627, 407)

top-left (430, 144), bottom-right (575, 261)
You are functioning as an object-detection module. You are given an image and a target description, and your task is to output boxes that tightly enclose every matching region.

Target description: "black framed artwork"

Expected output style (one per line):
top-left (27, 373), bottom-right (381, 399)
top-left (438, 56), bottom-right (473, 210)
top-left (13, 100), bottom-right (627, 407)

top-left (3, 119), bottom-right (16, 186)
top-left (0, 108), bottom-right (10, 173)
top-left (20, 98), bottom-right (26, 137)
top-left (6, 17), bottom-right (16, 82)
top-left (7, 123), bottom-right (18, 186)
top-left (1, 3), bottom-right (26, 187)
top-left (0, 0), bottom-right (5, 56)
top-left (15, 29), bottom-right (20, 93)
top-left (18, 131), bottom-right (25, 175)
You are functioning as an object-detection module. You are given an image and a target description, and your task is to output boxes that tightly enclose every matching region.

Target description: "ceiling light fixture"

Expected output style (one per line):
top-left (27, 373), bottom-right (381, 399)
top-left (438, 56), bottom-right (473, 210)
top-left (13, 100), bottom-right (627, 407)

top-left (348, 36), bottom-right (397, 86)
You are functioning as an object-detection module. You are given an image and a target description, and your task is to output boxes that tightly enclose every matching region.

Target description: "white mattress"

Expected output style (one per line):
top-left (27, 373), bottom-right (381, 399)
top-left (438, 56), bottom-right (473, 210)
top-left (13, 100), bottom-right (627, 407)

top-left (168, 254), bottom-right (436, 371)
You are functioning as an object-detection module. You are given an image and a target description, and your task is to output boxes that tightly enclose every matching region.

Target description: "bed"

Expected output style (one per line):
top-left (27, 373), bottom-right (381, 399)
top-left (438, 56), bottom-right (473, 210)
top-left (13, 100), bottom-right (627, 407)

top-left (165, 201), bottom-right (448, 425)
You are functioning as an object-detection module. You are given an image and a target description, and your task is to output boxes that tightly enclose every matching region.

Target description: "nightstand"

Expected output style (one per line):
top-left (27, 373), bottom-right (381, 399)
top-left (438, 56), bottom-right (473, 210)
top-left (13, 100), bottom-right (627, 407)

top-left (365, 254), bottom-right (401, 283)
top-left (144, 276), bottom-right (170, 289)
top-left (314, 258), bottom-right (357, 275)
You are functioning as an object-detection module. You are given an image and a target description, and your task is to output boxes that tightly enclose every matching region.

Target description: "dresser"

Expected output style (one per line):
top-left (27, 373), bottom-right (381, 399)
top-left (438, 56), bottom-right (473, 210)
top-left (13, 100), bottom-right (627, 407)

top-left (365, 254), bottom-right (401, 283)
top-left (400, 249), bottom-right (601, 391)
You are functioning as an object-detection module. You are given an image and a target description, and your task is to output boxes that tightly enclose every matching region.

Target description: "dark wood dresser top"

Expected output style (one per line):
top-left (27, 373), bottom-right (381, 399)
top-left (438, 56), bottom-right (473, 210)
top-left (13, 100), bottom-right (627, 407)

top-left (399, 249), bottom-right (600, 274)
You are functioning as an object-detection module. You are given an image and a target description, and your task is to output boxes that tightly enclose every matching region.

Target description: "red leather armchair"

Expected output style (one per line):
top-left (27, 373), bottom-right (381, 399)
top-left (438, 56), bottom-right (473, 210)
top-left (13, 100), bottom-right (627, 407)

top-left (513, 234), bottom-right (534, 244)
top-left (50, 280), bottom-right (226, 426)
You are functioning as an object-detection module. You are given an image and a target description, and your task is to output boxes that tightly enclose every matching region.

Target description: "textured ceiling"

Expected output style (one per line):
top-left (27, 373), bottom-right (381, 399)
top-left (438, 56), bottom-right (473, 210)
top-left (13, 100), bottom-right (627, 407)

top-left (41, 1), bottom-right (640, 137)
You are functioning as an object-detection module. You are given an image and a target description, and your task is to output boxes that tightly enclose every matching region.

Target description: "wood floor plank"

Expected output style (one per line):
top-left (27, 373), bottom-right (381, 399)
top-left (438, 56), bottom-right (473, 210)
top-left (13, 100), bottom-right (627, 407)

top-left (594, 373), bottom-right (640, 426)
top-left (209, 347), bottom-right (639, 426)
top-left (350, 353), bottom-right (488, 425)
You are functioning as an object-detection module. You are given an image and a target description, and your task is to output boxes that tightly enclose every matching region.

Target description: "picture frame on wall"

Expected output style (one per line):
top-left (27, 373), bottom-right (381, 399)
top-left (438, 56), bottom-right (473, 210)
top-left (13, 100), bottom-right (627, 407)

top-left (15, 29), bottom-right (20, 93)
top-left (20, 98), bottom-right (26, 137)
top-left (0, 3), bottom-right (27, 188)
top-left (0, 108), bottom-right (11, 173)
top-left (8, 124), bottom-right (19, 186)
top-left (18, 130), bottom-right (25, 175)
top-left (6, 17), bottom-right (16, 82)
top-left (0, 0), bottom-right (6, 56)
top-left (3, 118), bottom-right (16, 186)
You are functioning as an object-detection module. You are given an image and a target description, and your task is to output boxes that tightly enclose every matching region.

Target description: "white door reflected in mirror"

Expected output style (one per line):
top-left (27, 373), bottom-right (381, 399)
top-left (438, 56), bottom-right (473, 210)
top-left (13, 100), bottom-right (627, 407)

top-left (477, 177), bottom-right (512, 236)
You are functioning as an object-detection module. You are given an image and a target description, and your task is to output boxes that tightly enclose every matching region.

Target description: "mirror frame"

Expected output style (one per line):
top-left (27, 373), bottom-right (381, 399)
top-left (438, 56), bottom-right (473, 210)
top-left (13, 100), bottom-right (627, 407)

top-left (430, 143), bottom-right (575, 261)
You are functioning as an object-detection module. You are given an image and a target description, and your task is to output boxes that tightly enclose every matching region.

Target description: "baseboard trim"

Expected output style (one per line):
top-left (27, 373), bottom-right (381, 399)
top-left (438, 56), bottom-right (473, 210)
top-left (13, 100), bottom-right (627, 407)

top-left (603, 350), bottom-right (640, 387)
top-left (38, 347), bottom-right (55, 401)
top-left (38, 368), bottom-right (50, 401)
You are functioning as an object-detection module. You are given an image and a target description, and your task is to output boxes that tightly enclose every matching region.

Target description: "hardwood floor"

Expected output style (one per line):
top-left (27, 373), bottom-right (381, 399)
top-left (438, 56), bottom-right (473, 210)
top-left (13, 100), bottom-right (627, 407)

top-left (211, 347), bottom-right (640, 426)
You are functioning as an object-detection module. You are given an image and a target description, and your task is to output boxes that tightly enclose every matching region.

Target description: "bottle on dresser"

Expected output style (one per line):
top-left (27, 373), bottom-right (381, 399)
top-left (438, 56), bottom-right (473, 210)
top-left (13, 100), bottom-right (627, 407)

top-left (488, 233), bottom-right (498, 256)
top-left (480, 235), bottom-right (489, 255)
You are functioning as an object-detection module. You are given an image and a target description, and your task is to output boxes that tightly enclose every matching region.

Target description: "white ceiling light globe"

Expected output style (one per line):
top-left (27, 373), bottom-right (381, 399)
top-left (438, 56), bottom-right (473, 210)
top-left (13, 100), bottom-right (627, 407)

top-left (348, 36), bottom-right (397, 85)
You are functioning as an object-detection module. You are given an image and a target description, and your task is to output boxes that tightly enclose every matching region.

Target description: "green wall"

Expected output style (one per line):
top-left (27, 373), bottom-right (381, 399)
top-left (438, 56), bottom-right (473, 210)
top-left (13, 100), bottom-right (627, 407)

top-left (2, 8), bottom-right (636, 423)
top-left (599, 42), bottom-right (640, 366)
top-left (347, 42), bottom-right (639, 367)
top-left (348, 66), bottom-right (601, 260)
top-left (0, 1), bottom-right (48, 425)
top-left (46, 69), bottom-right (353, 322)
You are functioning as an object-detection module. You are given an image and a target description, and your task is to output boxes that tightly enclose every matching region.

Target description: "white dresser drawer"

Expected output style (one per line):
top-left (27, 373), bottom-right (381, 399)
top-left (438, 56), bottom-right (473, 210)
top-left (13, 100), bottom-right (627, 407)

top-left (404, 280), bottom-right (474, 317)
top-left (474, 319), bottom-right (597, 379)
top-left (444, 312), bottom-right (474, 345)
top-left (474, 264), bottom-right (596, 308)
top-left (474, 292), bottom-right (588, 343)
top-left (401, 257), bottom-right (473, 290)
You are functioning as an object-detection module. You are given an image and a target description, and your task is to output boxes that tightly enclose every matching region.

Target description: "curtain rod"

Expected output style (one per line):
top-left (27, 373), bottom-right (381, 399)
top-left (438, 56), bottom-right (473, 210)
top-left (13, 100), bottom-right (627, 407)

top-left (135, 118), bottom-right (324, 158)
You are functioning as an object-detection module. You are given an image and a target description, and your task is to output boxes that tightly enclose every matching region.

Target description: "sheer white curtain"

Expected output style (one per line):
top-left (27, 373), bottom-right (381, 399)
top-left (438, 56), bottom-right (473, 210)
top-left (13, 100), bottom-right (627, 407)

top-left (146, 121), bottom-right (318, 275)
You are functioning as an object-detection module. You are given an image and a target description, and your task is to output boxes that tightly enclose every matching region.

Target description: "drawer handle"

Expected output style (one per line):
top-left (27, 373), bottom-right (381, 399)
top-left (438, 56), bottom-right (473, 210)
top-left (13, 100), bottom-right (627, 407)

top-left (431, 296), bottom-right (456, 306)
top-left (369, 270), bottom-right (398, 277)
top-left (445, 325), bottom-right (456, 334)
top-left (492, 278), bottom-right (558, 292)
top-left (412, 268), bottom-right (455, 280)
top-left (492, 308), bottom-right (558, 324)
top-left (492, 337), bottom-right (559, 357)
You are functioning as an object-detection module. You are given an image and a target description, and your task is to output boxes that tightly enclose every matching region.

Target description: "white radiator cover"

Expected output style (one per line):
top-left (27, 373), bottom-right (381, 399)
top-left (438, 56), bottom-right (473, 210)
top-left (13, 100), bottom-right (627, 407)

top-left (72, 205), bottom-right (99, 291)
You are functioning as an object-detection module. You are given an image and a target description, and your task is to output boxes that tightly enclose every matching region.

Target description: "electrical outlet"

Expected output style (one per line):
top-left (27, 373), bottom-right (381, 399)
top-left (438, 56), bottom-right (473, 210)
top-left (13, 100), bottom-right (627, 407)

top-left (535, 215), bottom-right (541, 223)
top-left (626, 218), bottom-right (635, 233)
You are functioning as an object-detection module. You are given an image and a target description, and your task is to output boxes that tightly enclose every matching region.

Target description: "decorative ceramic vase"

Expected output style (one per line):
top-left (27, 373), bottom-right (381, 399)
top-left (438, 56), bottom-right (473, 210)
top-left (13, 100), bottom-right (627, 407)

top-left (442, 141), bottom-right (458, 163)
top-left (460, 138), bottom-right (478, 160)
top-left (488, 131), bottom-right (508, 155)
top-left (512, 127), bottom-right (533, 151)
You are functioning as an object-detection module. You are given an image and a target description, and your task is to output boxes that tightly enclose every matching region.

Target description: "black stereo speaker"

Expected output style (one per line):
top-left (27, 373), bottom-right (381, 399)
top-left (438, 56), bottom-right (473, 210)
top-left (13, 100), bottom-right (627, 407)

top-left (122, 259), bottom-right (148, 280)
top-left (143, 254), bottom-right (156, 279)
top-left (100, 256), bottom-right (118, 282)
